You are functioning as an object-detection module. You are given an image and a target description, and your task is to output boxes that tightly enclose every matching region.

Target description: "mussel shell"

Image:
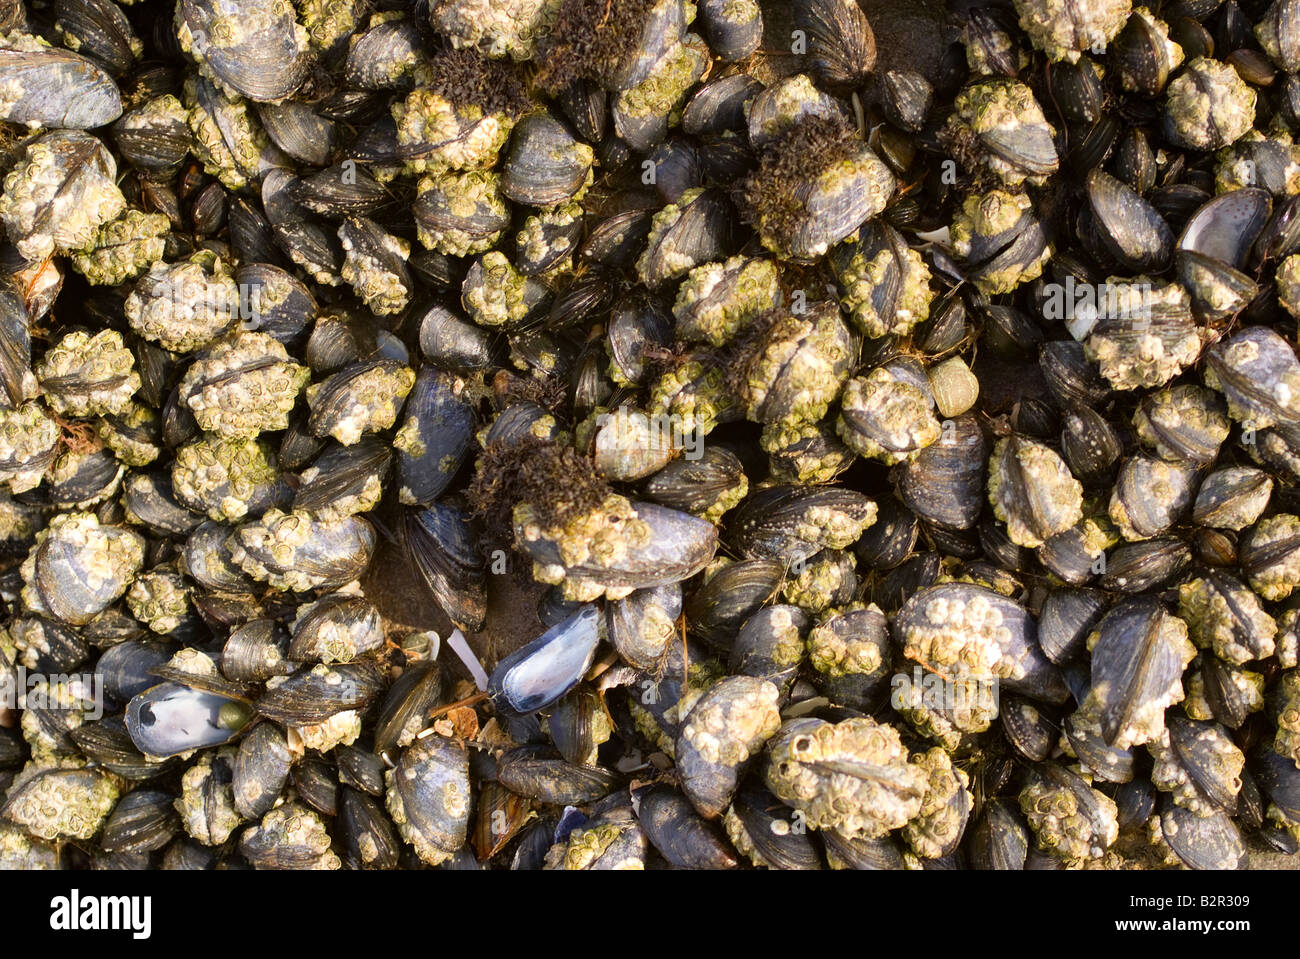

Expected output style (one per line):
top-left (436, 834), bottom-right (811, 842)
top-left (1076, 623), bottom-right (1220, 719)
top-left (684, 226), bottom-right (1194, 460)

top-left (1159, 800), bottom-right (1246, 870)
top-left (683, 74), bottom-right (762, 136)
top-left (402, 503), bottom-right (487, 632)
top-left (395, 369), bottom-right (475, 505)
top-left (340, 787), bottom-right (400, 870)
top-left (256, 662), bottom-right (385, 725)
top-left (372, 661), bottom-right (441, 761)
top-left (293, 437), bottom-right (391, 518)
top-left (728, 785), bottom-right (821, 869)
top-left (606, 584), bottom-right (682, 672)
top-left (731, 485), bottom-right (876, 566)
top-left (896, 584), bottom-right (1065, 702)
top-left (794, 0), bottom-right (876, 88)
top-left (221, 619), bottom-right (293, 683)
top-left (897, 414), bottom-right (988, 531)
top-left (1086, 597), bottom-right (1194, 748)
top-left (418, 305), bottom-right (497, 372)
top-left (496, 746), bottom-right (620, 805)
top-left (288, 593), bottom-right (383, 664)
top-left (258, 100), bottom-right (335, 167)
top-left (234, 264), bottom-right (318, 346)
top-left (69, 714), bottom-right (172, 780)
top-left (500, 115), bottom-right (593, 208)
top-left (489, 605), bottom-right (600, 715)
top-left (99, 789), bottom-right (177, 853)
top-left (1086, 169), bottom-right (1173, 272)
top-left (96, 638), bottom-right (173, 702)
top-left (966, 798), bottom-right (1029, 870)
top-left (1098, 537), bottom-right (1190, 593)
top-left (518, 501), bottom-right (718, 594)
top-left (1038, 587), bottom-right (1106, 665)
top-left (0, 44), bottom-right (122, 128)
top-left (730, 605), bottom-right (809, 696)
top-left (387, 733), bottom-right (470, 864)
top-left (125, 682), bottom-right (252, 758)
top-left (175, 0), bottom-right (311, 102)
top-left (232, 721), bottom-right (290, 819)
top-left (123, 472), bottom-right (202, 537)
top-left (1179, 188), bottom-right (1272, 270)
top-left (637, 785), bottom-right (738, 869)
top-left (685, 559), bottom-right (784, 646)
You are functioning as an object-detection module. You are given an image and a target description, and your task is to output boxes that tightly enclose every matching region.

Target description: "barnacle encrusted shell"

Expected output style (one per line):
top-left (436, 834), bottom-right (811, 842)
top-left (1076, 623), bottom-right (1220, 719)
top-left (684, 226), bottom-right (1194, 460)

top-left (178, 331), bottom-right (310, 439)
top-left (175, 748), bottom-right (242, 845)
top-left (1163, 57), bottom-right (1257, 151)
top-left (36, 329), bottom-right (140, 418)
top-left (1012, 0), bottom-right (1131, 63)
top-left (2, 768), bottom-right (120, 841)
top-left (241, 802), bottom-right (341, 870)
top-left (125, 570), bottom-right (191, 634)
top-left (69, 210), bottom-right (170, 286)
top-left (0, 131), bottom-right (126, 262)
top-left (20, 511), bottom-right (146, 625)
top-left (0, 402), bottom-right (60, 494)
top-left (125, 254), bottom-right (240, 353)
top-left (1018, 766), bottom-right (1119, 861)
top-left (988, 436), bottom-right (1084, 548)
top-left (172, 435), bottom-right (282, 523)
top-left (765, 717), bottom-right (928, 840)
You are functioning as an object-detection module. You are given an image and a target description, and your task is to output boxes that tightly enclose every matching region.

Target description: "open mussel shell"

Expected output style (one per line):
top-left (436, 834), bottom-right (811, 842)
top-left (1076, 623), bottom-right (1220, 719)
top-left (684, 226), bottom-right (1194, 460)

top-left (1180, 188), bottom-right (1273, 270)
top-left (125, 681), bottom-right (254, 758)
top-left (489, 605), bottom-right (600, 715)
